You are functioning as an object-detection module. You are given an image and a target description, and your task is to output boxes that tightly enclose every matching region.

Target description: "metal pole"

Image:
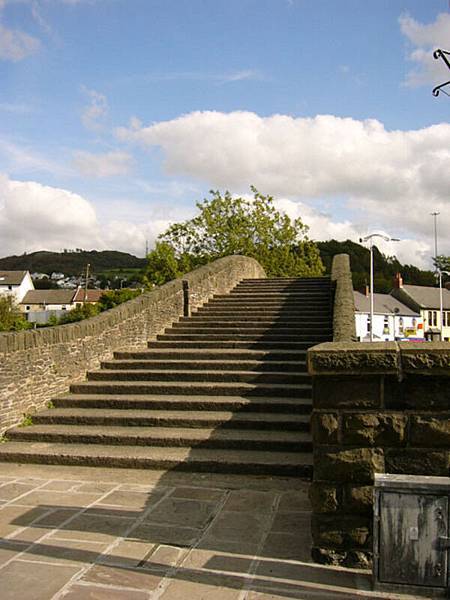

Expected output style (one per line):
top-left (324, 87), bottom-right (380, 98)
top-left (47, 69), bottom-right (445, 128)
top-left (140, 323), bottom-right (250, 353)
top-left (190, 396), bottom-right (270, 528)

top-left (370, 240), bottom-right (374, 342)
top-left (84, 263), bottom-right (90, 303)
top-left (439, 270), bottom-right (444, 340)
top-left (431, 212), bottom-right (440, 265)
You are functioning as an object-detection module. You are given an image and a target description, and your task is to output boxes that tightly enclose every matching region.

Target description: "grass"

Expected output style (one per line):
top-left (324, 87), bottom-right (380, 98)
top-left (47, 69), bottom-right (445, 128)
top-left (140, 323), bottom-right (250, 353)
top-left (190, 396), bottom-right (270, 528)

top-left (19, 414), bottom-right (33, 427)
top-left (0, 435), bottom-right (8, 444)
top-left (46, 400), bottom-right (55, 409)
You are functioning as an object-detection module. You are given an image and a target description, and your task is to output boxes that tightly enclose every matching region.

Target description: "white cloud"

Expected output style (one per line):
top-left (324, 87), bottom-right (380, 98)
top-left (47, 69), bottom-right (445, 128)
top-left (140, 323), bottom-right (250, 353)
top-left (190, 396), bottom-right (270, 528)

top-left (72, 150), bottom-right (133, 177)
top-left (0, 173), bottom-right (170, 257)
top-left (117, 109), bottom-right (450, 265)
top-left (81, 87), bottom-right (108, 131)
top-left (0, 22), bottom-right (40, 61)
top-left (399, 12), bottom-right (450, 87)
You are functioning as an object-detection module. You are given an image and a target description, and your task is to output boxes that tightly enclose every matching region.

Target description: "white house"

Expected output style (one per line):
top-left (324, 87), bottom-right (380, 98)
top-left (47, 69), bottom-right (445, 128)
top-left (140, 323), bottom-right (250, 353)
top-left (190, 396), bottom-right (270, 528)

top-left (354, 290), bottom-right (424, 342)
top-left (391, 274), bottom-right (450, 342)
top-left (0, 271), bottom-right (34, 303)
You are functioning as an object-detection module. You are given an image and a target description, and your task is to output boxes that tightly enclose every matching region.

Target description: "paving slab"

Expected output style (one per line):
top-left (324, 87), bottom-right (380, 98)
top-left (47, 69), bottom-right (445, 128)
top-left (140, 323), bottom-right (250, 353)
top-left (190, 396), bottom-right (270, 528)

top-left (0, 470), bottom-right (426, 599)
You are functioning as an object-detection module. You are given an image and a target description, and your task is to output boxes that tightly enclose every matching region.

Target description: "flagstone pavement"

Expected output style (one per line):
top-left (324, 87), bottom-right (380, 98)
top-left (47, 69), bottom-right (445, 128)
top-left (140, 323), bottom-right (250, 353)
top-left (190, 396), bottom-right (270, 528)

top-left (0, 464), bottom-right (423, 600)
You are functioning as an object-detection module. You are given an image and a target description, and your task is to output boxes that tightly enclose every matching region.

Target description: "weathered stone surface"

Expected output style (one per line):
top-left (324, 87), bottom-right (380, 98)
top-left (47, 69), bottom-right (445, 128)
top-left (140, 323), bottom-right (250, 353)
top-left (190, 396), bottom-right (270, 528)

top-left (402, 376), bottom-right (450, 409)
top-left (308, 342), bottom-right (398, 375)
top-left (385, 448), bottom-right (450, 476)
top-left (410, 415), bottom-right (450, 447)
top-left (345, 485), bottom-right (373, 515)
top-left (311, 514), bottom-right (371, 549)
top-left (330, 254), bottom-right (356, 343)
top-left (344, 550), bottom-right (372, 569)
top-left (313, 376), bottom-right (382, 409)
top-left (0, 255), bottom-right (265, 434)
top-left (308, 482), bottom-right (339, 513)
top-left (342, 412), bottom-right (406, 446)
top-left (314, 447), bottom-right (384, 483)
top-left (310, 546), bottom-right (347, 566)
top-left (400, 342), bottom-right (450, 374)
top-left (311, 412), bottom-right (339, 444)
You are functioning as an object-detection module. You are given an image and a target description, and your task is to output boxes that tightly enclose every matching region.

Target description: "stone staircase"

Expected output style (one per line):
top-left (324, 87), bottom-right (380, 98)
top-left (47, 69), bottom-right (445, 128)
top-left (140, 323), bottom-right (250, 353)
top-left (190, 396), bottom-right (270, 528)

top-left (0, 277), bottom-right (333, 477)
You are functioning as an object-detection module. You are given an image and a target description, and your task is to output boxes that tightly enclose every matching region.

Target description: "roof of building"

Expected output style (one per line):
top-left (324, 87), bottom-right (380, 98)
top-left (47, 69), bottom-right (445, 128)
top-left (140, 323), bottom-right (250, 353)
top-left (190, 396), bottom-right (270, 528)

top-left (21, 289), bottom-right (75, 305)
top-left (0, 271), bottom-right (29, 285)
top-left (73, 288), bottom-right (103, 303)
top-left (400, 284), bottom-right (450, 310)
top-left (354, 291), bottom-right (419, 316)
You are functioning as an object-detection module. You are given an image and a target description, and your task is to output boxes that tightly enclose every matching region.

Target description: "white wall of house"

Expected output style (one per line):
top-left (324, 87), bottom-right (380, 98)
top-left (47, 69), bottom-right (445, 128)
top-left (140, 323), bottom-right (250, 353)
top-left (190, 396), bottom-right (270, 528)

top-left (0, 272), bottom-right (34, 303)
top-left (421, 309), bottom-right (450, 341)
top-left (355, 313), bottom-right (424, 341)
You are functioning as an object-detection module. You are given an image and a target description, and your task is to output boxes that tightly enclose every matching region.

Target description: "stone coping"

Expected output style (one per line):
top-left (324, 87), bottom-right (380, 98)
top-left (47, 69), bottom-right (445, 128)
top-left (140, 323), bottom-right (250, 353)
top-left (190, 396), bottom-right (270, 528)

top-left (0, 255), bottom-right (264, 354)
top-left (308, 341), bottom-right (450, 376)
top-left (331, 254), bottom-right (356, 343)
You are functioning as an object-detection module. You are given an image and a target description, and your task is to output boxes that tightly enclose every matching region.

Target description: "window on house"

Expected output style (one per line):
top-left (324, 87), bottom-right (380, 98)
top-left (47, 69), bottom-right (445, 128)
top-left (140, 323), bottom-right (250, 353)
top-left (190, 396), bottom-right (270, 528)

top-left (444, 312), bottom-right (450, 327)
top-left (8, 285), bottom-right (12, 290)
top-left (428, 311), bottom-right (438, 327)
top-left (383, 316), bottom-right (390, 335)
top-left (26, 306), bottom-right (30, 311)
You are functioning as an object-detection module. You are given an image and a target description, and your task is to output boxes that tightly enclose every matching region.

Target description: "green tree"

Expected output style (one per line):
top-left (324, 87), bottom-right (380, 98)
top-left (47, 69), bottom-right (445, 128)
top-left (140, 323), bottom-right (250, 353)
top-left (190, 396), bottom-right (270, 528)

top-left (97, 289), bottom-right (141, 310)
top-left (157, 187), bottom-right (324, 279)
top-left (434, 255), bottom-right (450, 272)
top-left (144, 241), bottom-right (181, 286)
top-left (58, 303), bottom-right (100, 324)
top-left (0, 297), bottom-right (31, 332)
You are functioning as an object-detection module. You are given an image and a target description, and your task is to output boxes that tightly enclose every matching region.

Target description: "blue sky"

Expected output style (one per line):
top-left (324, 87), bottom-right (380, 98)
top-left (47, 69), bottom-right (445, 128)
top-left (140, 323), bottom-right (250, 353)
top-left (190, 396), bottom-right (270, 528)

top-left (1, 0), bottom-right (449, 267)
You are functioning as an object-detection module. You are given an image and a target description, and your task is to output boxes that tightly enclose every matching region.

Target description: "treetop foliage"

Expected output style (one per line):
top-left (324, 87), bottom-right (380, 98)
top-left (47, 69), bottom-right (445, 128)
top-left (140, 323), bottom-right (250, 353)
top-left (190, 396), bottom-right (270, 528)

top-left (147, 187), bottom-right (324, 283)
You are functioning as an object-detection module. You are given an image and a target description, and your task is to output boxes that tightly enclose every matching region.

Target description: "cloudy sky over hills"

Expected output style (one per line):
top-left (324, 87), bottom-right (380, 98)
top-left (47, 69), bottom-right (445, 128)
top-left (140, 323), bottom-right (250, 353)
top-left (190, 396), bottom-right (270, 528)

top-left (0, 0), bottom-right (449, 268)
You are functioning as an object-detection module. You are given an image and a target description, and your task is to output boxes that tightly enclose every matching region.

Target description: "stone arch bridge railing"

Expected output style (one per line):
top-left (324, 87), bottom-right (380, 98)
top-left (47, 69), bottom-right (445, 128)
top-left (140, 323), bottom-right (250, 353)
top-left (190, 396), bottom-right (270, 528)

top-left (0, 255), bottom-right (265, 434)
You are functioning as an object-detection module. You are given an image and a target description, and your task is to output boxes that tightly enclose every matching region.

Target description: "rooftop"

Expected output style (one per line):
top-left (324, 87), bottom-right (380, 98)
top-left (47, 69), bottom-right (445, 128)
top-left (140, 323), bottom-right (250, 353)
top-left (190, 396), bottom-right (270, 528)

top-left (400, 284), bottom-right (450, 310)
top-left (0, 271), bottom-right (29, 285)
top-left (21, 289), bottom-right (75, 305)
top-left (354, 291), bottom-right (419, 316)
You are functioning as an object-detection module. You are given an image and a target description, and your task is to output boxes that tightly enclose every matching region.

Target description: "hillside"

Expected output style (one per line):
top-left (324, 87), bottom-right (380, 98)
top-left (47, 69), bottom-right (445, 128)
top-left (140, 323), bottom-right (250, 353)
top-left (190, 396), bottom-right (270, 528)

top-left (0, 250), bottom-right (147, 277)
top-left (317, 240), bottom-right (436, 293)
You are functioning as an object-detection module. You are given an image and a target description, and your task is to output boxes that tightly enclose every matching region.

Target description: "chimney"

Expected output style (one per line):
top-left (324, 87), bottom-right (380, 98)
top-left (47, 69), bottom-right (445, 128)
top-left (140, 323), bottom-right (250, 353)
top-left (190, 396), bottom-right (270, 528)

top-left (394, 273), bottom-right (403, 289)
top-left (358, 285), bottom-right (369, 297)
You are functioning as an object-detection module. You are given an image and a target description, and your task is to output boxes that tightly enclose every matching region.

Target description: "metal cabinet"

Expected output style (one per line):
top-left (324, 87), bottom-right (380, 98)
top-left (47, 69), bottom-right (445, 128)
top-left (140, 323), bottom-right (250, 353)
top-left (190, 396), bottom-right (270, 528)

top-left (374, 474), bottom-right (450, 597)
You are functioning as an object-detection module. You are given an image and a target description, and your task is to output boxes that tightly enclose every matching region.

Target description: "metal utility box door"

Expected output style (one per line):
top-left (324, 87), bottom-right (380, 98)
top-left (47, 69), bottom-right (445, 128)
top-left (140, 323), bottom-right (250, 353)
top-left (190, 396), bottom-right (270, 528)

top-left (374, 474), bottom-right (450, 597)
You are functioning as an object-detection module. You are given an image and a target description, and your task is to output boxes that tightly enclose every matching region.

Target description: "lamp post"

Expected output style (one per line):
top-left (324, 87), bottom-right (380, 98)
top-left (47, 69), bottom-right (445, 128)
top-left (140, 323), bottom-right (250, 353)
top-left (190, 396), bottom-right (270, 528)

top-left (359, 234), bottom-right (400, 342)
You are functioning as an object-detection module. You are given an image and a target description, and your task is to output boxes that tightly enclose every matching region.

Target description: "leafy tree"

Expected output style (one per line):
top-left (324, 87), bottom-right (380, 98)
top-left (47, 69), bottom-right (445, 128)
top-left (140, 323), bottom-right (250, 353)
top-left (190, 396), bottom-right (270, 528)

top-left (433, 255), bottom-right (450, 272)
top-left (144, 242), bottom-right (181, 286)
top-left (58, 303), bottom-right (100, 324)
top-left (97, 288), bottom-right (142, 310)
top-left (0, 297), bottom-right (31, 332)
top-left (156, 187), bottom-right (324, 280)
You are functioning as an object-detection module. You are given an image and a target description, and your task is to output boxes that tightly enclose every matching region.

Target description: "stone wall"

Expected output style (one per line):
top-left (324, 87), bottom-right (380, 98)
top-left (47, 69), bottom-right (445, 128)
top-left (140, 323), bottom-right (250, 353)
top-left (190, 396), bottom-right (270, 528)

top-left (330, 254), bottom-right (356, 342)
top-left (308, 341), bottom-right (450, 568)
top-left (0, 256), bottom-right (265, 434)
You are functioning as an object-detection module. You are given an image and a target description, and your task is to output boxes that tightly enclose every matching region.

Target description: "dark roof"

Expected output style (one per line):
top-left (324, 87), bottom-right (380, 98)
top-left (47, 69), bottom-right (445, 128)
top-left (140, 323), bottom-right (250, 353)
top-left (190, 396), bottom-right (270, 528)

top-left (0, 271), bottom-right (28, 285)
top-left (401, 284), bottom-right (450, 310)
top-left (21, 290), bottom-right (75, 305)
top-left (354, 292), bottom-right (419, 316)
top-left (73, 288), bottom-right (103, 303)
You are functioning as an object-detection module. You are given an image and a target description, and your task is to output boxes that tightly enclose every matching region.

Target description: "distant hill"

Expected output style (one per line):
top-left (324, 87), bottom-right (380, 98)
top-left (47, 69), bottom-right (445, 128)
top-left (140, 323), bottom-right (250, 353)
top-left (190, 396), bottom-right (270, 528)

top-left (0, 250), bottom-right (147, 277)
top-left (317, 240), bottom-right (436, 293)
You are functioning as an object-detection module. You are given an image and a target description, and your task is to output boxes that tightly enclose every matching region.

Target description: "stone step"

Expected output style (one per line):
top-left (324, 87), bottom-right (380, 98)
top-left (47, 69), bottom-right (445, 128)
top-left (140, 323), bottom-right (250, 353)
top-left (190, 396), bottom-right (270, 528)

top-left (70, 380), bottom-right (311, 397)
top-left (181, 316), bottom-right (330, 324)
top-left (32, 408), bottom-right (310, 430)
top-left (52, 393), bottom-right (312, 413)
top-left (156, 333), bottom-right (331, 342)
top-left (170, 323), bottom-right (331, 333)
top-left (206, 299), bottom-right (331, 306)
top-left (148, 340), bottom-right (314, 349)
top-left (7, 425), bottom-right (312, 452)
top-left (115, 349), bottom-right (307, 361)
top-left (223, 292), bottom-right (331, 299)
top-left (87, 369), bottom-right (310, 385)
top-left (0, 442), bottom-right (313, 477)
top-left (101, 359), bottom-right (307, 372)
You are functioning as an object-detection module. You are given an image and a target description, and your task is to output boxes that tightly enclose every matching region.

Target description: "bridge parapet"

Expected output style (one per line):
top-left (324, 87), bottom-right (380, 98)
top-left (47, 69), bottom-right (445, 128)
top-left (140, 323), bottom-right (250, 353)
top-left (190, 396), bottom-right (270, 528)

top-left (0, 255), bottom-right (265, 434)
top-left (308, 339), bottom-right (450, 568)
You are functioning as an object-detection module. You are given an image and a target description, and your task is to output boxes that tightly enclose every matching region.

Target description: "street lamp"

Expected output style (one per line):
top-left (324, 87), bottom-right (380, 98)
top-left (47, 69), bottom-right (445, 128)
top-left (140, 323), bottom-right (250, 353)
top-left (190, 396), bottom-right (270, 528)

top-left (359, 234), bottom-right (400, 342)
top-left (438, 269), bottom-right (450, 339)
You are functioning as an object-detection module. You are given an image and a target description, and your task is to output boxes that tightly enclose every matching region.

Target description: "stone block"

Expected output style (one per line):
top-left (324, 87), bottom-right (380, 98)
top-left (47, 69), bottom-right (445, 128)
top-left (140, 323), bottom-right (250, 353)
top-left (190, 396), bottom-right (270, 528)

top-left (311, 514), bottom-right (371, 549)
top-left (385, 448), bottom-right (450, 476)
top-left (345, 485), bottom-right (373, 515)
top-left (311, 412), bottom-right (339, 444)
top-left (308, 342), bottom-right (399, 375)
top-left (311, 546), bottom-right (347, 566)
top-left (308, 482), bottom-right (340, 513)
top-left (401, 376), bottom-right (450, 409)
top-left (409, 415), bottom-right (450, 447)
top-left (344, 550), bottom-right (372, 569)
top-left (314, 447), bottom-right (384, 483)
top-left (313, 376), bottom-right (382, 409)
top-left (342, 412), bottom-right (406, 446)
